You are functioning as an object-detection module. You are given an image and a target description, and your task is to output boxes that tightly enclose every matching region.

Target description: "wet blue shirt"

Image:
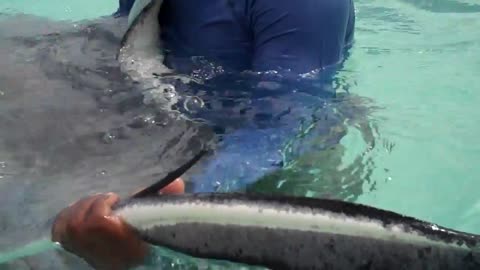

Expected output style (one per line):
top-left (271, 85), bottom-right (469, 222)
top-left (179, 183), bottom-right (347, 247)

top-left (115, 0), bottom-right (356, 193)
top-left (117, 0), bottom-right (355, 74)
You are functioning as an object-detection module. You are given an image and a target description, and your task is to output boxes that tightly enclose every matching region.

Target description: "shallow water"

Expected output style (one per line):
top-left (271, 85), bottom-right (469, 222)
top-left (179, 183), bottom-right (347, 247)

top-left (0, 0), bottom-right (116, 21)
top-left (0, 0), bottom-right (479, 268)
top-left (351, 0), bottom-right (480, 234)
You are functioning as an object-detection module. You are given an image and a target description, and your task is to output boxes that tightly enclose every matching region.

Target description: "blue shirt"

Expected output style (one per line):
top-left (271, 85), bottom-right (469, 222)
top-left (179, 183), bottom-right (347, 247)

top-left (117, 0), bottom-right (355, 74)
top-left (114, 0), bottom-right (356, 193)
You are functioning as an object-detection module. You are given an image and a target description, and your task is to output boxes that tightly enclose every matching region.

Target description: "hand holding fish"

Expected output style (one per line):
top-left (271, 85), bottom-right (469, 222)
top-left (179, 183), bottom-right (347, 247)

top-left (51, 179), bottom-right (185, 270)
top-left (50, 173), bottom-right (480, 270)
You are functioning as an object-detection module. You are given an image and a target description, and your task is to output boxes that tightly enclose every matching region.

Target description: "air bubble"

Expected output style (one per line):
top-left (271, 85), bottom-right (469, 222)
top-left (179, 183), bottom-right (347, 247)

top-left (0, 162), bottom-right (6, 168)
top-left (94, 170), bottom-right (108, 177)
top-left (103, 88), bottom-right (114, 95)
top-left (183, 96), bottom-right (205, 113)
top-left (101, 132), bottom-right (115, 144)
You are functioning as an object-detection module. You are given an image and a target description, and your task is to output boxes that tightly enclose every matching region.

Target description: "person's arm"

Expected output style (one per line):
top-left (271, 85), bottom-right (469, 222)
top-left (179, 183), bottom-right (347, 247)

top-left (51, 179), bottom-right (185, 270)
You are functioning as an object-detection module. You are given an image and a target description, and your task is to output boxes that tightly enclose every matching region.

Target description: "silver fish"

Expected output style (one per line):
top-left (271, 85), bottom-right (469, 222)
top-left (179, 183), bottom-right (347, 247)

top-left (114, 193), bottom-right (480, 270)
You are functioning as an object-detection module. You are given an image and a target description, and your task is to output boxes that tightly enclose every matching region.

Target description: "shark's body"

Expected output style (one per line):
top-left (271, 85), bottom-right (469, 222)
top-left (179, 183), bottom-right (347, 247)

top-left (115, 193), bottom-right (480, 270)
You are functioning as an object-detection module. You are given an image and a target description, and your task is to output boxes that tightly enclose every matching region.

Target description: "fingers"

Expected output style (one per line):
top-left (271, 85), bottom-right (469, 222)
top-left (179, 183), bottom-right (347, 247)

top-left (88, 193), bottom-right (120, 220)
top-left (52, 193), bottom-right (119, 243)
top-left (75, 196), bottom-right (103, 223)
top-left (53, 181), bottom-right (183, 246)
top-left (52, 195), bottom-right (97, 243)
top-left (51, 213), bottom-right (67, 243)
top-left (159, 178), bottom-right (185, 195)
top-left (132, 178), bottom-right (186, 197)
top-left (103, 192), bottom-right (120, 208)
top-left (51, 192), bottom-right (148, 269)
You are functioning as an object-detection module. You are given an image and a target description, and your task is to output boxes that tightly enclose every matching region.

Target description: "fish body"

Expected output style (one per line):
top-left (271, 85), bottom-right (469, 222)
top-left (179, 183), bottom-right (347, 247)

top-left (114, 193), bottom-right (480, 269)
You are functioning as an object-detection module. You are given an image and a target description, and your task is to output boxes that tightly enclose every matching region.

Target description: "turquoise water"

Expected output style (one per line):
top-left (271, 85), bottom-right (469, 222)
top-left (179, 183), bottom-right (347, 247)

top-left (1, 0), bottom-right (480, 267)
top-left (0, 0), bottom-right (116, 21)
top-left (351, 0), bottom-right (480, 234)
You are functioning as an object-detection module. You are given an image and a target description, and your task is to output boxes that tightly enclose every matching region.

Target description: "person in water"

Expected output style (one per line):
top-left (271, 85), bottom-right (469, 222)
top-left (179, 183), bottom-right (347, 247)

top-left (118, 0), bottom-right (355, 74)
top-left (52, 0), bottom-right (356, 268)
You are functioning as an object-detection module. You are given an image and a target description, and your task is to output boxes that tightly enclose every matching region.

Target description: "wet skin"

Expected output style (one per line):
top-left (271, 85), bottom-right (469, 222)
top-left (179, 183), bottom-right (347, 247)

top-left (51, 178), bottom-right (185, 270)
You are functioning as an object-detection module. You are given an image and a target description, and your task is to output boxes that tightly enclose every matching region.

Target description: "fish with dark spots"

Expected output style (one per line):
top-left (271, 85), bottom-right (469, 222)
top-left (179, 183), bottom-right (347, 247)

top-left (113, 193), bottom-right (480, 270)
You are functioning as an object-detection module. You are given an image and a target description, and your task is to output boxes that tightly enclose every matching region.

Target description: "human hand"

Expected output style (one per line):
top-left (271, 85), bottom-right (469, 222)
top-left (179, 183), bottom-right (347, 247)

top-left (51, 178), bottom-right (185, 270)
